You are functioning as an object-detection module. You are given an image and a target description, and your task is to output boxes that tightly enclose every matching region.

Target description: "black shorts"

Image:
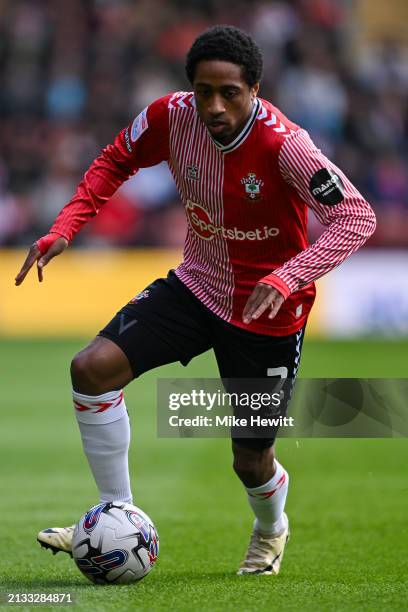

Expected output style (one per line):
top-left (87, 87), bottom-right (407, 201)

top-left (99, 271), bottom-right (305, 449)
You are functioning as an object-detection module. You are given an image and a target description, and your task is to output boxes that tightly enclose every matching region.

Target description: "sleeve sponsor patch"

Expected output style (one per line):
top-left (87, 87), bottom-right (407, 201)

top-left (130, 107), bottom-right (148, 142)
top-left (309, 168), bottom-right (344, 205)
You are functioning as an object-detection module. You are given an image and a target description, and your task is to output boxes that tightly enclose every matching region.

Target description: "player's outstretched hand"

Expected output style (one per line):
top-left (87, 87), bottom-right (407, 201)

top-left (15, 233), bottom-right (69, 286)
top-left (242, 283), bottom-right (285, 324)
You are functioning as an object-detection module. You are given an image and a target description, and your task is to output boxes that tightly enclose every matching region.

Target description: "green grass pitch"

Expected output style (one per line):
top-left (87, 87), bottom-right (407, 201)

top-left (1, 338), bottom-right (407, 611)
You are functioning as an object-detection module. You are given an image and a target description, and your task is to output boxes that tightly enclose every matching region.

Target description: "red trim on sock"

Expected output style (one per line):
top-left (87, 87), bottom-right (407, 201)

top-left (248, 473), bottom-right (286, 499)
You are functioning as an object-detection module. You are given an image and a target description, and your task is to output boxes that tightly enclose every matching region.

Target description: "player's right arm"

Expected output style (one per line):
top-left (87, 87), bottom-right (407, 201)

top-left (15, 95), bottom-right (171, 285)
top-left (15, 235), bottom-right (69, 285)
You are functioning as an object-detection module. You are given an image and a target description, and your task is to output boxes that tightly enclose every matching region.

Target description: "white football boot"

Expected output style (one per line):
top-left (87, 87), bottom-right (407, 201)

top-left (237, 513), bottom-right (290, 576)
top-left (37, 525), bottom-right (75, 557)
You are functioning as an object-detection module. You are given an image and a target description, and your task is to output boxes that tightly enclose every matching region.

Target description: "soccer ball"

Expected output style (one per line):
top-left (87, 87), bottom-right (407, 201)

top-left (72, 501), bottom-right (159, 584)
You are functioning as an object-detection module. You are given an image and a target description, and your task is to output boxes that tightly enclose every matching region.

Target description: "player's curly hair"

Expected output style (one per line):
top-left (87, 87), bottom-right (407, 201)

top-left (186, 25), bottom-right (263, 87)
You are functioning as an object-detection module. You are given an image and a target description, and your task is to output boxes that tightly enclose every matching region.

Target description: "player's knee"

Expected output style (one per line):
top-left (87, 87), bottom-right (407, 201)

top-left (70, 348), bottom-right (108, 393)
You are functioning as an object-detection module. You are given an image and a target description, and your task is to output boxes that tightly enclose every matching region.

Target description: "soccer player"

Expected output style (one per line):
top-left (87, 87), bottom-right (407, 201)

top-left (15, 26), bottom-right (376, 575)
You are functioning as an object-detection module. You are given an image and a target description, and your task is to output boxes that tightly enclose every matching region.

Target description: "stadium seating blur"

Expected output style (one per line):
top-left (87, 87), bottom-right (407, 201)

top-left (0, 0), bottom-right (407, 249)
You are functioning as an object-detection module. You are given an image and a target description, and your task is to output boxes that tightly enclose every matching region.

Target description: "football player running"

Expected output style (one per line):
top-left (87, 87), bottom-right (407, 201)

top-left (16, 26), bottom-right (375, 575)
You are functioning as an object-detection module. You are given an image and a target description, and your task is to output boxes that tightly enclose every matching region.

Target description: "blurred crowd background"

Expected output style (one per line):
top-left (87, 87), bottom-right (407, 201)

top-left (1, 0), bottom-right (407, 248)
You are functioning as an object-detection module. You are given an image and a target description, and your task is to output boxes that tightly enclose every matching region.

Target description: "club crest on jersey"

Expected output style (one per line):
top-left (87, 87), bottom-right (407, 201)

top-left (186, 164), bottom-right (200, 181)
top-left (241, 172), bottom-right (264, 200)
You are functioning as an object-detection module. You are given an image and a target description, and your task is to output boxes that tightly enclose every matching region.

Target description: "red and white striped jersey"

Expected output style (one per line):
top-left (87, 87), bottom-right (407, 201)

top-left (49, 92), bottom-right (376, 335)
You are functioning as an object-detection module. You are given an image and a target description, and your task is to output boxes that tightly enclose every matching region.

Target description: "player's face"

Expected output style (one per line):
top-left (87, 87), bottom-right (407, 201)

top-left (193, 60), bottom-right (259, 145)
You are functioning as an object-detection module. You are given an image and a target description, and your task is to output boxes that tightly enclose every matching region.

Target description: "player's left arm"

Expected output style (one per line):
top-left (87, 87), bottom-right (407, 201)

top-left (243, 129), bottom-right (376, 323)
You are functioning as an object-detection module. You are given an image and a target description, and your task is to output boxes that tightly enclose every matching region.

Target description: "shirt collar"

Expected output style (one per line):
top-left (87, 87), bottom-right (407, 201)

top-left (208, 98), bottom-right (260, 153)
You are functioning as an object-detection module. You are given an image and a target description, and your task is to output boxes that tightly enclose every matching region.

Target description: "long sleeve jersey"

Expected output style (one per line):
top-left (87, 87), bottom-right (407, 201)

top-left (48, 92), bottom-right (376, 335)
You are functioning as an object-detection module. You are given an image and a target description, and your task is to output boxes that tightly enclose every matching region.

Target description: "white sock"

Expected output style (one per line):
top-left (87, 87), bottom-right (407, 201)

top-left (73, 389), bottom-right (133, 504)
top-left (245, 460), bottom-right (289, 536)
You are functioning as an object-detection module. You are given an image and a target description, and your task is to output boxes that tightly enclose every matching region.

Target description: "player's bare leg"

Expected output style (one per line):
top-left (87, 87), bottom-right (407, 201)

top-left (71, 336), bottom-right (134, 395)
top-left (38, 336), bottom-right (134, 555)
top-left (232, 442), bottom-right (276, 488)
top-left (233, 442), bottom-right (290, 576)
